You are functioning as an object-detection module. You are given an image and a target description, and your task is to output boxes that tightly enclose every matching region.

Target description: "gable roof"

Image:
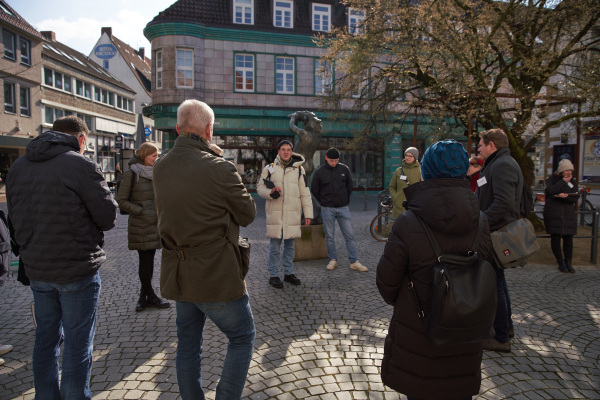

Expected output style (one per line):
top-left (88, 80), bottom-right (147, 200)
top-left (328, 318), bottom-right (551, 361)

top-left (0, 0), bottom-right (43, 39)
top-left (146, 0), bottom-right (348, 36)
top-left (110, 35), bottom-right (152, 96)
top-left (42, 35), bottom-right (135, 94)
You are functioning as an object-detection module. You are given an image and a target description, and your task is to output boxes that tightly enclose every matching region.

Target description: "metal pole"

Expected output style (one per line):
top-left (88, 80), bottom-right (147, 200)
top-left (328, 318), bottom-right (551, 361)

top-left (363, 186), bottom-right (368, 211)
top-left (580, 190), bottom-right (588, 226)
top-left (413, 108), bottom-right (418, 147)
top-left (591, 209), bottom-right (598, 264)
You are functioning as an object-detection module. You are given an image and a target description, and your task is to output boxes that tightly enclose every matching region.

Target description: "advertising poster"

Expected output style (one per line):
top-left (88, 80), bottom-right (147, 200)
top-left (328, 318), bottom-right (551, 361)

top-left (583, 136), bottom-right (600, 183)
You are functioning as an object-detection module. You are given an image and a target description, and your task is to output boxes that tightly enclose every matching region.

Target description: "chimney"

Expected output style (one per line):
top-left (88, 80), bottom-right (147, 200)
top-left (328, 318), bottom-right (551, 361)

top-left (41, 31), bottom-right (55, 41)
top-left (138, 47), bottom-right (145, 59)
top-left (101, 27), bottom-right (112, 38)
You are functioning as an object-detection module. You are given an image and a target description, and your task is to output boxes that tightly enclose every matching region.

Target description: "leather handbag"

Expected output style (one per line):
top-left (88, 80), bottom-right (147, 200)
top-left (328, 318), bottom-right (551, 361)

top-left (490, 218), bottom-right (540, 268)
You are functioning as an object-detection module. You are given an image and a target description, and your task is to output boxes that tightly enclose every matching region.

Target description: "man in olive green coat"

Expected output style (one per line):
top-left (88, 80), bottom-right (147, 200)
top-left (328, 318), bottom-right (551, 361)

top-left (153, 99), bottom-right (257, 399)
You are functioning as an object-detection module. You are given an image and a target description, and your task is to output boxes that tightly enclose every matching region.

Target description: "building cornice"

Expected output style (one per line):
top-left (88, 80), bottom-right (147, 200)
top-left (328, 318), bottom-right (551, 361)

top-left (144, 22), bottom-right (318, 48)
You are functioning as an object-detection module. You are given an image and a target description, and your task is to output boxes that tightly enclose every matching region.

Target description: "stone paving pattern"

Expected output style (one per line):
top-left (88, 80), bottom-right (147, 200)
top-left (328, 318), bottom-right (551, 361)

top-left (1, 194), bottom-right (599, 399)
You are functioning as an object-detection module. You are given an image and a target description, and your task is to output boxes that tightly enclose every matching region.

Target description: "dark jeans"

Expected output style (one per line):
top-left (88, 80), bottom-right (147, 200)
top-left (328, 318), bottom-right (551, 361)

top-left (492, 260), bottom-right (511, 343)
top-left (550, 234), bottom-right (573, 264)
top-left (138, 249), bottom-right (156, 291)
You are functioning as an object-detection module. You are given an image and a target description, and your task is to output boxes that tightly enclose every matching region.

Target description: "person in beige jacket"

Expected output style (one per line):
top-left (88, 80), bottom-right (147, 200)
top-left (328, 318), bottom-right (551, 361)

top-left (256, 140), bottom-right (313, 288)
top-left (153, 99), bottom-right (257, 399)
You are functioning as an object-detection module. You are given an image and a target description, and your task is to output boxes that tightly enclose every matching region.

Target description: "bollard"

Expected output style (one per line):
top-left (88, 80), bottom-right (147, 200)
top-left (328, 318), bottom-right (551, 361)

top-left (592, 209), bottom-right (598, 264)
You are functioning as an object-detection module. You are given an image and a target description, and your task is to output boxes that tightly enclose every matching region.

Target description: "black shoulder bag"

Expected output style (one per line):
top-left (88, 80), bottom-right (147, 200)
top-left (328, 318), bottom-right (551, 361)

top-left (407, 214), bottom-right (497, 347)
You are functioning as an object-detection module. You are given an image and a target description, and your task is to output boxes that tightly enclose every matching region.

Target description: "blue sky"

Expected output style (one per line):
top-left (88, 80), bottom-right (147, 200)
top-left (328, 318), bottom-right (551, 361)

top-left (12, 0), bottom-right (176, 57)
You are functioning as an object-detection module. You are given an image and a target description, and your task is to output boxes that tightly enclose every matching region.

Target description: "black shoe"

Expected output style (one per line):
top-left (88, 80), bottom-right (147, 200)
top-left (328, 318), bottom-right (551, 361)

top-left (145, 291), bottom-right (170, 309)
top-left (284, 274), bottom-right (301, 285)
top-left (135, 293), bottom-right (147, 312)
top-left (508, 328), bottom-right (514, 339)
top-left (558, 262), bottom-right (568, 273)
top-left (565, 259), bottom-right (575, 273)
top-left (269, 277), bottom-right (284, 288)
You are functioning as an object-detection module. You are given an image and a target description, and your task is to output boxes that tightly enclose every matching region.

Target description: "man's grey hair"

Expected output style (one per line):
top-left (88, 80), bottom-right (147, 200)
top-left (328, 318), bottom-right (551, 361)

top-left (177, 100), bottom-right (215, 136)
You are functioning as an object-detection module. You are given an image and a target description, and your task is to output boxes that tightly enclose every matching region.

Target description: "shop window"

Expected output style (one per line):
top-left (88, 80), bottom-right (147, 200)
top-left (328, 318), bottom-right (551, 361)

top-left (176, 48), bottom-right (194, 88)
top-left (235, 53), bottom-right (254, 92)
top-left (4, 81), bottom-right (15, 113)
top-left (234, 0), bottom-right (253, 24)
top-left (274, 0), bottom-right (293, 28)
top-left (276, 56), bottom-right (294, 94)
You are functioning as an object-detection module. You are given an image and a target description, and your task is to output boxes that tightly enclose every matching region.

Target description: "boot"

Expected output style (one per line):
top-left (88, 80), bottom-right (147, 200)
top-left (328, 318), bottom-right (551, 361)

top-left (145, 288), bottom-right (170, 309)
top-left (558, 261), bottom-right (568, 273)
top-left (565, 259), bottom-right (575, 273)
top-left (135, 291), bottom-right (147, 312)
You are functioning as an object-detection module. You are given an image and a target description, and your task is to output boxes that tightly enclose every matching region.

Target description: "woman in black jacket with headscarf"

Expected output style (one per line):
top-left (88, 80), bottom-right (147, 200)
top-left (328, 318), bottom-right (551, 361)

top-left (543, 159), bottom-right (579, 273)
top-left (376, 140), bottom-right (493, 400)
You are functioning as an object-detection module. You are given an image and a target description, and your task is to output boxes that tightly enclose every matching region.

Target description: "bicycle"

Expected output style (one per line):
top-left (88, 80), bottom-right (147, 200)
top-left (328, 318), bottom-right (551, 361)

top-left (370, 195), bottom-right (395, 242)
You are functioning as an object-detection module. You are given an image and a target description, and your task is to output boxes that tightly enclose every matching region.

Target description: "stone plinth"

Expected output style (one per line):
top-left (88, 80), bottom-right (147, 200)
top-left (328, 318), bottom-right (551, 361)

top-left (293, 224), bottom-right (328, 261)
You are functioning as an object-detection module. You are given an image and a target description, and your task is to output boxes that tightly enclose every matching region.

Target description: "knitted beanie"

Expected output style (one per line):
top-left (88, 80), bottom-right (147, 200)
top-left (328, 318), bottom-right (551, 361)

top-left (326, 147), bottom-right (340, 159)
top-left (421, 140), bottom-right (470, 180)
top-left (557, 159), bottom-right (574, 173)
top-left (404, 147), bottom-right (419, 160)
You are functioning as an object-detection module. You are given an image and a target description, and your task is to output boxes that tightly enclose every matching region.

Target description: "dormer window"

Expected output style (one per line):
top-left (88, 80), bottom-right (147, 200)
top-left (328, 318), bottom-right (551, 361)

top-left (234, 0), bottom-right (254, 25)
top-left (348, 7), bottom-right (366, 35)
top-left (312, 3), bottom-right (331, 32)
top-left (274, 0), bottom-right (293, 28)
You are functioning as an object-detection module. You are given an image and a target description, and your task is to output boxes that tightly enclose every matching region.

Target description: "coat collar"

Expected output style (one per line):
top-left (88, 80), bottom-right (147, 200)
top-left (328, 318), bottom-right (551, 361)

top-left (174, 135), bottom-right (221, 158)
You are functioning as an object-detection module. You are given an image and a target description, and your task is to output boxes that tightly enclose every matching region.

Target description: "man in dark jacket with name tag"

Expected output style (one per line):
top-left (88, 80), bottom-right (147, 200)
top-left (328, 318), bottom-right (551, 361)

top-left (7, 116), bottom-right (117, 399)
top-left (311, 147), bottom-right (367, 272)
top-left (476, 128), bottom-right (523, 354)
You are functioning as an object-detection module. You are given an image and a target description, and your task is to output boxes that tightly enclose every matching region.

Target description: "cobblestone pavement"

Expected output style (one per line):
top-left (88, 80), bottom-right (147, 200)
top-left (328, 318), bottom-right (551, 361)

top-left (1, 195), bottom-right (599, 400)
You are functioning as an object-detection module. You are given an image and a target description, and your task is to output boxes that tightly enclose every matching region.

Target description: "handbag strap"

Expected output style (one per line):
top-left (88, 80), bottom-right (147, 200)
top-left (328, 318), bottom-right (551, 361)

top-left (406, 212), bottom-right (485, 320)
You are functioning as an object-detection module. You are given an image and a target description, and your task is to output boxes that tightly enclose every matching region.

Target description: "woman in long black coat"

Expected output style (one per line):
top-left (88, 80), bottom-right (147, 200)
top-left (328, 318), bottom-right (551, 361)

top-left (377, 140), bottom-right (493, 400)
top-left (543, 159), bottom-right (579, 273)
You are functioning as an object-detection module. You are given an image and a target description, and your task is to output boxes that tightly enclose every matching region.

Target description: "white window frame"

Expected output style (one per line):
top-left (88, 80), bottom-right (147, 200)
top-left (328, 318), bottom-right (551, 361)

top-left (274, 0), bottom-right (293, 28)
top-left (2, 29), bottom-right (15, 60)
top-left (314, 59), bottom-right (332, 95)
top-left (348, 7), bottom-right (366, 35)
top-left (43, 67), bottom-right (72, 93)
top-left (75, 79), bottom-right (92, 99)
top-left (20, 37), bottom-right (31, 65)
top-left (156, 50), bottom-right (163, 89)
top-left (234, 0), bottom-right (254, 25)
top-left (116, 95), bottom-right (133, 112)
top-left (276, 56), bottom-right (294, 94)
top-left (312, 3), bottom-right (331, 32)
top-left (176, 48), bottom-right (194, 88)
top-left (4, 81), bottom-right (15, 113)
top-left (235, 53), bottom-right (255, 92)
top-left (19, 86), bottom-right (30, 116)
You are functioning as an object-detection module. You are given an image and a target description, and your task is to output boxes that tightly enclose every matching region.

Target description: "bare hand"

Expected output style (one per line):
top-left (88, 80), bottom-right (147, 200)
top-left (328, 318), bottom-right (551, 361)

top-left (304, 218), bottom-right (311, 226)
top-left (563, 174), bottom-right (572, 183)
top-left (557, 193), bottom-right (569, 198)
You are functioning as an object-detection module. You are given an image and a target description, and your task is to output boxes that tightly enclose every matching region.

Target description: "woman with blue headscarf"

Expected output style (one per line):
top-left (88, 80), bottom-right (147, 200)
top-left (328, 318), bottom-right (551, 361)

top-left (376, 140), bottom-right (493, 400)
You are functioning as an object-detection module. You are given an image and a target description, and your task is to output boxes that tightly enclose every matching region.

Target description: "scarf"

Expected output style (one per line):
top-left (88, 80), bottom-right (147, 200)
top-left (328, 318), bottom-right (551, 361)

top-left (130, 163), bottom-right (153, 181)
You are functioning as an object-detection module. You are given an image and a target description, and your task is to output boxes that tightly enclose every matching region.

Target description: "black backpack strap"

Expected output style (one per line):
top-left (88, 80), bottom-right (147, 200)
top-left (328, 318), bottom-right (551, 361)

top-left (417, 214), bottom-right (442, 260)
top-left (470, 212), bottom-right (485, 254)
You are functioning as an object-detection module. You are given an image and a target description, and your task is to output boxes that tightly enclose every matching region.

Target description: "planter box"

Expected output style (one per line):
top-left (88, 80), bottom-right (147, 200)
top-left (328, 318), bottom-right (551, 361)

top-left (293, 224), bottom-right (328, 261)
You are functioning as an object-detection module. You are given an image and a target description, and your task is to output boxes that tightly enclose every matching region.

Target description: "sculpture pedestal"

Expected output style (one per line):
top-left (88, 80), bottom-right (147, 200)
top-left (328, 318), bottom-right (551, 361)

top-left (293, 225), bottom-right (328, 261)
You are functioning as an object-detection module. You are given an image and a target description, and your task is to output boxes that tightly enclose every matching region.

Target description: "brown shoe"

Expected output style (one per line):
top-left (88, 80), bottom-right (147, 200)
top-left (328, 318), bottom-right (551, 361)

top-left (483, 338), bottom-right (511, 353)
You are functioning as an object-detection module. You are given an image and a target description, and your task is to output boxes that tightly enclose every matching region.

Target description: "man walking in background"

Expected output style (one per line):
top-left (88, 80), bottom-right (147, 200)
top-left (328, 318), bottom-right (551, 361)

top-left (311, 147), bottom-right (367, 272)
top-left (153, 99), bottom-right (257, 399)
top-left (476, 128), bottom-right (522, 353)
top-left (6, 116), bottom-right (117, 399)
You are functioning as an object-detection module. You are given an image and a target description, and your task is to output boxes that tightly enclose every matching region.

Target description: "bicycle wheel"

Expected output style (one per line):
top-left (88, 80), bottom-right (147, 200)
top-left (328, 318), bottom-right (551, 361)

top-left (370, 211), bottom-right (394, 242)
top-left (583, 200), bottom-right (595, 226)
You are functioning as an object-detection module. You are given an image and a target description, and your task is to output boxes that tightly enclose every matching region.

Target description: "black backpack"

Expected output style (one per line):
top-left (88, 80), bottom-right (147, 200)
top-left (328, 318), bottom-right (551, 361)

top-left (407, 213), bottom-right (497, 347)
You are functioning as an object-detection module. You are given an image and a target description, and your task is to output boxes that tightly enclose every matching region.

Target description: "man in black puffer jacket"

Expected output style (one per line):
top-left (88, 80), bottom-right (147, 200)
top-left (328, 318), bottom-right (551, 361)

top-left (7, 116), bottom-right (117, 399)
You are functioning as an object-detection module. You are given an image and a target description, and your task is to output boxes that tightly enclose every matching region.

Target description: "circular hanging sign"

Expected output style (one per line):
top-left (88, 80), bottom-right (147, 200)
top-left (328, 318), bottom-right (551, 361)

top-left (94, 44), bottom-right (117, 60)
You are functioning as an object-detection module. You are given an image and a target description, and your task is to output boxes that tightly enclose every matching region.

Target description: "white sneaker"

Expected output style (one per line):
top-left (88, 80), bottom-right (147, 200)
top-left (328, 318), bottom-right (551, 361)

top-left (0, 344), bottom-right (12, 355)
top-left (326, 260), bottom-right (337, 270)
top-left (0, 358), bottom-right (4, 366)
top-left (350, 261), bottom-right (368, 272)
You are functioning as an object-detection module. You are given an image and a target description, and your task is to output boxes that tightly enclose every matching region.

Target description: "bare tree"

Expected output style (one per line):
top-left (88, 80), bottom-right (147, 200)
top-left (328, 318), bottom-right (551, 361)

top-left (317, 0), bottom-right (600, 184)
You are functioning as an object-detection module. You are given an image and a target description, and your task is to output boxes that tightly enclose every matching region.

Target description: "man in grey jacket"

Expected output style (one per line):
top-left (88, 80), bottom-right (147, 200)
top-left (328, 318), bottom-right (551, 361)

top-left (476, 128), bottom-right (523, 354)
top-left (7, 116), bottom-right (117, 399)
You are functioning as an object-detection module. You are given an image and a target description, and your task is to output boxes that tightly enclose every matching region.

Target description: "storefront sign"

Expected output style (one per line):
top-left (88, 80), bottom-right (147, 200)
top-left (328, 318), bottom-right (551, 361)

top-left (115, 135), bottom-right (123, 149)
top-left (94, 44), bottom-right (117, 60)
top-left (583, 136), bottom-right (600, 183)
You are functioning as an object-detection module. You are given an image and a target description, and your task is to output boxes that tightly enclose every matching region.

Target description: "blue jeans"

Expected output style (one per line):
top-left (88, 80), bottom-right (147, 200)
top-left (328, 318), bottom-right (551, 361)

top-left (267, 238), bottom-right (295, 277)
top-left (176, 293), bottom-right (255, 400)
top-left (321, 206), bottom-right (358, 263)
top-left (29, 272), bottom-right (101, 400)
top-left (492, 261), bottom-right (510, 343)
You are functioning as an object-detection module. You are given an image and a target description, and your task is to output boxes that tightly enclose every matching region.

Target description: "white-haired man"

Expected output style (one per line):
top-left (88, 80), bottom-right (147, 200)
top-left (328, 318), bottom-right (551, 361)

top-left (153, 99), bottom-right (257, 399)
